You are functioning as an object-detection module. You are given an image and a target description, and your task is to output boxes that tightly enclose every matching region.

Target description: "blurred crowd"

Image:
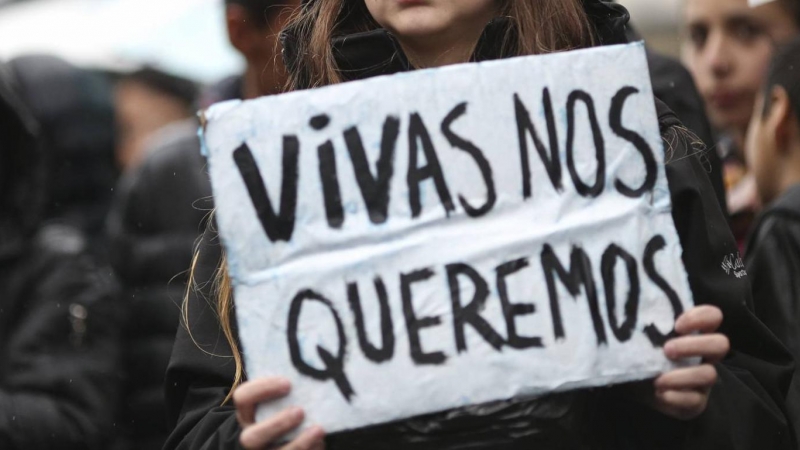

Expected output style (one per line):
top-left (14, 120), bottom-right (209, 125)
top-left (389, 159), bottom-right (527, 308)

top-left (2, 0), bottom-right (800, 449)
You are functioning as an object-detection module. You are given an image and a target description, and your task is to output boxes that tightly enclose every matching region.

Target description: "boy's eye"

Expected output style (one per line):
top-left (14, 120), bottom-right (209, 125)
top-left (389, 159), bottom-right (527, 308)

top-left (731, 22), bottom-right (764, 44)
top-left (688, 25), bottom-right (708, 49)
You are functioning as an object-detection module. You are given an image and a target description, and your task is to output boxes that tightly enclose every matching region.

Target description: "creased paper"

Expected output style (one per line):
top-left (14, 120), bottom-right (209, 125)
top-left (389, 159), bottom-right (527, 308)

top-left (204, 42), bottom-right (695, 435)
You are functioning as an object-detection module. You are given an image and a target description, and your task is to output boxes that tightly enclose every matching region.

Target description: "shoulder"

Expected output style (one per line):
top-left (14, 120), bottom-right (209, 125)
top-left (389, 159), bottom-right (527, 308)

top-left (33, 223), bottom-right (88, 256)
top-left (655, 99), bottom-right (716, 197)
top-left (111, 122), bottom-right (212, 226)
top-left (29, 224), bottom-right (116, 292)
top-left (654, 98), bottom-right (686, 137)
top-left (747, 202), bottom-right (800, 266)
top-left (136, 122), bottom-right (206, 182)
top-left (22, 224), bottom-right (92, 279)
top-left (9, 225), bottom-right (119, 342)
top-left (647, 52), bottom-right (698, 107)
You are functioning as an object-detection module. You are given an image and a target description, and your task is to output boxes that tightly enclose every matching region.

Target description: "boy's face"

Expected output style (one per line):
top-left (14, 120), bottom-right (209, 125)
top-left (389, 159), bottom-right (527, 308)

top-left (746, 91), bottom-right (782, 204)
top-left (114, 80), bottom-right (191, 171)
top-left (682, 0), bottom-right (798, 136)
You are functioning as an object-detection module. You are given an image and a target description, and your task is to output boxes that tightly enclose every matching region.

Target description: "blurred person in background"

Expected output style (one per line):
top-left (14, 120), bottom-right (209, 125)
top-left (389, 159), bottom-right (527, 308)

top-left (203, 0), bottom-right (299, 106)
top-left (106, 1), bottom-right (300, 449)
top-left (0, 62), bottom-right (122, 449)
top-left (106, 115), bottom-right (211, 450)
top-left (5, 55), bottom-right (118, 261)
top-left (681, 0), bottom-right (800, 246)
top-left (744, 36), bottom-right (800, 440)
top-left (114, 68), bottom-right (198, 172)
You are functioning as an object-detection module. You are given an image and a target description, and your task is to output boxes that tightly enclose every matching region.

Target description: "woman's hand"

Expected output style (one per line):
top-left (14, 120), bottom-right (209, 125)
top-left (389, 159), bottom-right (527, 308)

top-left (233, 377), bottom-right (325, 450)
top-left (652, 305), bottom-right (730, 420)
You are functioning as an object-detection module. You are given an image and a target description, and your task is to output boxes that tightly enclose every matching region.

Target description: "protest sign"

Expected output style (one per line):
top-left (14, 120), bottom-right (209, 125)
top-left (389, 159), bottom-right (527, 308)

top-left (203, 42), bottom-right (695, 435)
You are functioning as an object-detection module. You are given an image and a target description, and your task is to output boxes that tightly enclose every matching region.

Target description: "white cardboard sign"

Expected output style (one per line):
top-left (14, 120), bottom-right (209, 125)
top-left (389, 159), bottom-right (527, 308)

top-left (203, 42), bottom-right (695, 435)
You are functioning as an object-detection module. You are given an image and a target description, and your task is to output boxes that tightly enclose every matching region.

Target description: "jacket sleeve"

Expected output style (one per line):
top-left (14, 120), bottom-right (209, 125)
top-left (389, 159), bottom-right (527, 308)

top-left (0, 245), bottom-right (122, 450)
top-left (745, 215), bottom-right (800, 435)
top-left (163, 225), bottom-right (244, 450)
top-left (659, 117), bottom-right (795, 449)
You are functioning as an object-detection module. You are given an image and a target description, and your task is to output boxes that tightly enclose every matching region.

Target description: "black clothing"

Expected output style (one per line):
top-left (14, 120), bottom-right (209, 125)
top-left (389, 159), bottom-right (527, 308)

top-left (645, 50), bottom-right (727, 215)
top-left (165, 2), bottom-right (795, 449)
top-left (106, 68), bottom-right (232, 450)
top-left (6, 55), bottom-right (118, 260)
top-left (745, 183), bottom-right (800, 438)
top-left (107, 125), bottom-right (213, 450)
top-left (0, 65), bottom-right (122, 450)
top-left (623, 6), bottom-right (726, 215)
top-left (200, 75), bottom-right (244, 109)
top-left (0, 225), bottom-right (122, 450)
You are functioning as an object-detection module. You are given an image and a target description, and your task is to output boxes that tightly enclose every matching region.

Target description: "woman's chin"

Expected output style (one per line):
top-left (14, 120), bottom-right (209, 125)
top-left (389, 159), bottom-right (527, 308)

top-left (384, 15), bottom-right (451, 40)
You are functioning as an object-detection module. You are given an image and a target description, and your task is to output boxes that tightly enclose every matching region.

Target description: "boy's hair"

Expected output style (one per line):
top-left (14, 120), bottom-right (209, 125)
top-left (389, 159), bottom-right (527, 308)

top-left (120, 68), bottom-right (198, 111)
top-left (782, 0), bottom-right (800, 27)
top-left (224, 0), bottom-right (288, 27)
top-left (762, 36), bottom-right (800, 125)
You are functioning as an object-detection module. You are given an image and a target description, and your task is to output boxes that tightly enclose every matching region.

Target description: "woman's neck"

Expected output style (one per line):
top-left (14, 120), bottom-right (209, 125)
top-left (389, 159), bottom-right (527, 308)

top-left (394, 21), bottom-right (491, 69)
top-left (398, 35), bottom-right (477, 68)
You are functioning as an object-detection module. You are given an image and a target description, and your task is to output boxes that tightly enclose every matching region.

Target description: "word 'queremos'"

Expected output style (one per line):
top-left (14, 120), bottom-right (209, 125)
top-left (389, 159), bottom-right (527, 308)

top-left (287, 235), bottom-right (682, 402)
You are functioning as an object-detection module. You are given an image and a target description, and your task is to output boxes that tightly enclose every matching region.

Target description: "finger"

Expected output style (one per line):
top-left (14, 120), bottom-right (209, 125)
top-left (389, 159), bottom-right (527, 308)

top-left (234, 378), bottom-right (291, 426)
top-left (280, 426), bottom-right (326, 450)
top-left (654, 389), bottom-right (709, 420)
top-left (675, 306), bottom-right (723, 335)
top-left (307, 440), bottom-right (325, 450)
top-left (239, 407), bottom-right (304, 450)
top-left (664, 334), bottom-right (730, 362)
top-left (654, 365), bottom-right (717, 391)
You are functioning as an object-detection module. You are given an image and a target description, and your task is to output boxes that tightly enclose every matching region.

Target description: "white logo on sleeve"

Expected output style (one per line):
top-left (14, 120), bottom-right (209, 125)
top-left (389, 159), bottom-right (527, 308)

top-left (721, 253), bottom-right (747, 278)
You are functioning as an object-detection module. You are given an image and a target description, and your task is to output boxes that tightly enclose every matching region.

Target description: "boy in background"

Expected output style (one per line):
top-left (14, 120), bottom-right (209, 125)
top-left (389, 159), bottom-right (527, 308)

top-left (114, 68), bottom-right (198, 171)
top-left (744, 35), bottom-right (800, 437)
top-left (682, 0), bottom-right (800, 245)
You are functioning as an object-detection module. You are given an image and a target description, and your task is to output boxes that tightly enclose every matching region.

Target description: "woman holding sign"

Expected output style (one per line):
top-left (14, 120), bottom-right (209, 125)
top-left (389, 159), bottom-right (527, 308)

top-left (164, 1), bottom-right (795, 449)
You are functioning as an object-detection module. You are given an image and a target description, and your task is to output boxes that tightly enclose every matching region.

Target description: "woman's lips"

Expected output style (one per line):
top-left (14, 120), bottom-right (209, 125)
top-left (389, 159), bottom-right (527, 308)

top-left (709, 90), bottom-right (744, 110)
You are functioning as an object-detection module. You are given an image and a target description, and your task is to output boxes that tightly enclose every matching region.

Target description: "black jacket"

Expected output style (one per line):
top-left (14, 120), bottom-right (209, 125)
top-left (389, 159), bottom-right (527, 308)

top-left (0, 64), bottom-right (122, 450)
top-left (106, 123), bottom-right (213, 450)
top-left (165, 2), bottom-right (795, 449)
top-left (745, 184), bottom-right (800, 439)
top-left (644, 50), bottom-right (727, 215)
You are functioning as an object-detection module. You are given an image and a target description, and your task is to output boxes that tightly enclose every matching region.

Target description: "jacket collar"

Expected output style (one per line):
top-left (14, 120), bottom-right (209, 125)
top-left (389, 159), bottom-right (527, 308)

top-left (765, 183), bottom-right (800, 218)
top-left (283, 1), bottom-right (630, 89)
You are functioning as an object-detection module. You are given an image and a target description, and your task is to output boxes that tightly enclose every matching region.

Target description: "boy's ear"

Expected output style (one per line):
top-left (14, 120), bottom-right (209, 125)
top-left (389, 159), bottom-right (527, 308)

top-left (768, 85), bottom-right (795, 155)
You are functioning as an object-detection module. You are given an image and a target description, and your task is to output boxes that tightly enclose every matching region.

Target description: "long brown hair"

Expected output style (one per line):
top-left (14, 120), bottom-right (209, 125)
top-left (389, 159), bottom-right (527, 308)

top-left (186, 0), bottom-right (596, 404)
top-left (286, 0), bottom-right (596, 89)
